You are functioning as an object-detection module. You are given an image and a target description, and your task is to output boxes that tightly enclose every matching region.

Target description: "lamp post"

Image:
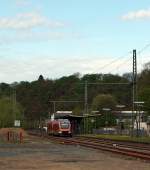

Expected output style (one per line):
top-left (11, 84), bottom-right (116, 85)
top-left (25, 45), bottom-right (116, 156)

top-left (116, 105), bottom-right (125, 135)
top-left (134, 101), bottom-right (144, 137)
top-left (102, 108), bottom-right (111, 132)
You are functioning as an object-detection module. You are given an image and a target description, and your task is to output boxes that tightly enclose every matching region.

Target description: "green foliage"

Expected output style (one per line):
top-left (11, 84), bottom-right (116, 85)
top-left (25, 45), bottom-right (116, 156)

top-left (92, 94), bottom-right (117, 111)
top-left (86, 134), bottom-right (150, 143)
top-left (95, 113), bottom-right (116, 127)
top-left (81, 74), bottom-right (130, 106)
top-left (91, 94), bottom-right (117, 127)
top-left (138, 62), bottom-right (150, 116)
top-left (2, 61), bottom-right (150, 126)
top-left (123, 72), bottom-right (133, 82)
top-left (0, 83), bottom-right (11, 97)
top-left (139, 88), bottom-right (150, 116)
top-left (138, 62), bottom-right (150, 89)
top-left (0, 97), bottom-right (23, 127)
top-left (73, 106), bottom-right (82, 116)
top-left (0, 73), bottom-right (132, 120)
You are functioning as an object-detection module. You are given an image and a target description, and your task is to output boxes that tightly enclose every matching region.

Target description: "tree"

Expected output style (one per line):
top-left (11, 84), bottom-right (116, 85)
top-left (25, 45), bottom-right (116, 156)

top-left (123, 72), bottom-right (133, 82)
top-left (96, 112), bottom-right (116, 127)
top-left (91, 94), bottom-right (117, 127)
top-left (0, 97), bottom-right (23, 127)
top-left (73, 106), bottom-right (82, 116)
top-left (0, 83), bottom-right (12, 97)
top-left (139, 88), bottom-right (150, 116)
top-left (38, 75), bottom-right (44, 82)
top-left (92, 94), bottom-right (117, 111)
top-left (138, 62), bottom-right (150, 89)
top-left (138, 62), bottom-right (150, 117)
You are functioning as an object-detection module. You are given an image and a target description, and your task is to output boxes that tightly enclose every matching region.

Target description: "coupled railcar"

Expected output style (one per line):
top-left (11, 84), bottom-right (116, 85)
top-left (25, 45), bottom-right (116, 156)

top-left (47, 119), bottom-right (72, 136)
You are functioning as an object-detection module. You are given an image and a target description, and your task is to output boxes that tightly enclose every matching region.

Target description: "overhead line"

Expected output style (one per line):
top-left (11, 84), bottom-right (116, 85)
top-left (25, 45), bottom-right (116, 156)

top-left (87, 82), bottom-right (130, 85)
top-left (98, 50), bottom-right (132, 72)
top-left (108, 57), bottom-right (132, 73)
top-left (50, 100), bottom-right (83, 103)
top-left (138, 43), bottom-right (150, 55)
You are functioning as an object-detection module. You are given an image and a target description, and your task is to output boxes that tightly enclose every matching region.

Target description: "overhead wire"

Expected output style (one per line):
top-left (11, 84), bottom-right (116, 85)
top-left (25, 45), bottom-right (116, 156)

top-left (107, 55), bottom-right (132, 74)
top-left (137, 42), bottom-right (150, 71)
top-left (138, 43), bottom-right (150, 55)
top-left (97, 50), bottom-right (132, 74)
top-left (98, 42), bottom-right (150, 74)
top-left (98, 50), bottom-right (132, 73)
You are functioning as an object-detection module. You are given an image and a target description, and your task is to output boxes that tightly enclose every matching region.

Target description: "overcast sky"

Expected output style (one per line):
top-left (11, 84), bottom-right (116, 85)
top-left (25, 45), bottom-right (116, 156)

top-left (0, 0), bottom-right (150, 83)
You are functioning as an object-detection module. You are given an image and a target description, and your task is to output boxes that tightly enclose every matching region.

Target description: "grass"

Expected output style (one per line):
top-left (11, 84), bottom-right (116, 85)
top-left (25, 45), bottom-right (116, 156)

top-left (83, 134), bottom-right (150, 143)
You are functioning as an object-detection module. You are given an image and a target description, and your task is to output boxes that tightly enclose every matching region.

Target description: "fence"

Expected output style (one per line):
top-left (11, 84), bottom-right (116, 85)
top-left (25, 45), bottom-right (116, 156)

top-left (0, 130), bottom-right (23, 143)
top-left (92, 128), bottom-right (149, 136)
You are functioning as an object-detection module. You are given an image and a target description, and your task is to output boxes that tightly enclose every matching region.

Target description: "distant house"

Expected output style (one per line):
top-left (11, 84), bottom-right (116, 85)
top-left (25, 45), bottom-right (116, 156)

top-left (113, 110), bottom-right (145, 123)
top-left (147, 117), bottom-right (150, 136)
top-left (113, 110), bottom-right (150, 135)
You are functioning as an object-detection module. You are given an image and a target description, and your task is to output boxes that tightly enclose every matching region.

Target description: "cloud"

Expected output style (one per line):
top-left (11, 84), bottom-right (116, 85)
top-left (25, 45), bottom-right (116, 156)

top-left (0, 30), bottom-right (83, 44)
top-left (0, 56), bottom-right (137, 83)
top-left (122, 8), bottom-right (150, 20)
top-left (15, 0), bottom-right (30, 7)
top-left (1, 51), bottom-right (149, 83)
top-left (0, 31), bottom-right (65, 44)
top-left (0, 12), bottom-right (66, 30)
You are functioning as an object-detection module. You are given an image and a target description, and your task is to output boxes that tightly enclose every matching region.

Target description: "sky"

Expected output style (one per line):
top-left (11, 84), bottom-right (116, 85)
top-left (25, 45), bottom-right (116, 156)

top-left (0, 0), bottom-right (150, 83)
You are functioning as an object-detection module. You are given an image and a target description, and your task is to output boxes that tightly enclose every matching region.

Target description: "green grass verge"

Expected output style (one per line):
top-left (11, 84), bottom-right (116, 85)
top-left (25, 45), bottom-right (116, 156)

top-left (82, 134), bottom-right (150, 143)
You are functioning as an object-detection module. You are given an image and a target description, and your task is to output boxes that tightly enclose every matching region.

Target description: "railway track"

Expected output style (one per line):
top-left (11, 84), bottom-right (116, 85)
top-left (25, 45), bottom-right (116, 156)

top-left (28, 131), bottom-right (150, 161)
top-left (74, 136), bottom-right (150, 152)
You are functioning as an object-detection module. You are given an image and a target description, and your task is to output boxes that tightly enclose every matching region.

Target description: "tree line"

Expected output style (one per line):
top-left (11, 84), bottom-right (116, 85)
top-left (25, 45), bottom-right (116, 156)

top-left (0, 62), bottom-right (150, 127)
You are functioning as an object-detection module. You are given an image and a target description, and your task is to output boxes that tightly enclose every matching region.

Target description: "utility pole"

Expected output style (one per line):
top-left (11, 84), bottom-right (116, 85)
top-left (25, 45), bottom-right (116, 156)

top-left (53, 101), bottom-right (56, 114)
top-left (102, 108), bottom-right (111, 132)
top-left (132, 49), bottom-right (137, 136)
top-left (84, 81), bottom-right (88, 115)
top-left (13, 89), bottom-right (16, 118)
top-left (134, 101), bottom-right (144, 137)
top-left (12, 88), bottom-right (16, 123)
top-left (84, 81), bottom-right (88, 133)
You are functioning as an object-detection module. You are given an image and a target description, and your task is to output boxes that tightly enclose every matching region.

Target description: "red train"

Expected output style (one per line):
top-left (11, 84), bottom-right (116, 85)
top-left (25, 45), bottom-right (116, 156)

top-left (47, 119), bottom-right (72, 137)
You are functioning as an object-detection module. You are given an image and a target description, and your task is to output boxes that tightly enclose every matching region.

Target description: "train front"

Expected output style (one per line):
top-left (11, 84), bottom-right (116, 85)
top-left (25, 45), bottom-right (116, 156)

top-left (59, 119), bottom-right (72, 137)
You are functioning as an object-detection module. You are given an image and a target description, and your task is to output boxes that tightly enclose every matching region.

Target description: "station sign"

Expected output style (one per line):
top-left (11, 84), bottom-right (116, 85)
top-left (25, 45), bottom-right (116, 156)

top-left (14, 120), bottom-right (21, 127)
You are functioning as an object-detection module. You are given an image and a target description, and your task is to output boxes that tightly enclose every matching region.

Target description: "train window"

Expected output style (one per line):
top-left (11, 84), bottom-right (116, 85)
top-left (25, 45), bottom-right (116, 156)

top-left (60, 123), bottom-right (69, 129)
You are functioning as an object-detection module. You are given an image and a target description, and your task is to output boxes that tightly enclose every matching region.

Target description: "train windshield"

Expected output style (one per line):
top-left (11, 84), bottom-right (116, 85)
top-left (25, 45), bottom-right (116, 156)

top-left (60, 122), bottom-right (69, 129)
top-left (58, 119), bottom-right (70, 129)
